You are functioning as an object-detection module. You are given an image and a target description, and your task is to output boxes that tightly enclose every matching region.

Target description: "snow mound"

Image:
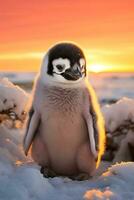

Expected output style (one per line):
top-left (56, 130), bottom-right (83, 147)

top-left (85, 162), bottom-right (134, 200)
top-left (0, 78), bottom-right (29, 120)
top-left (102, 97), bottom-right (134, 132)
top-left (0, 78), bottom-right (29, 164)
top-left (0, 78), bottom-right (29, 128)
top-left (102, 97), bottom-right (134, 163)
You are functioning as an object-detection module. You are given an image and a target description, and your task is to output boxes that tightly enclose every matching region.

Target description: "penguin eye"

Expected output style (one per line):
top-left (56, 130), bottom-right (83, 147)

top-left (56, 65), bottom-right (64, 72)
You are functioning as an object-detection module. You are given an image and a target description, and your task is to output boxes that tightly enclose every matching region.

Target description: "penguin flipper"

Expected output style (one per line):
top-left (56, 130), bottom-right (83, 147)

top-left (83, 107), bottom-right (98, 159)
top-left (83, 81), bottom-right (105, 165)
top-left (23, 107), bottom-right (40, 155)
top-left (88, 93), bottom-right (106, 167)
top-left (89, 101), bottom-right (99, 156)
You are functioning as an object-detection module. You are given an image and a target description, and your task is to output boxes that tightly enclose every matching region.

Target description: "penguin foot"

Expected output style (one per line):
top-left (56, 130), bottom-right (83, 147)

top-left (40, 167), bottom-right (57, 178)
top-left (69, 173), bottom-right (90, 181)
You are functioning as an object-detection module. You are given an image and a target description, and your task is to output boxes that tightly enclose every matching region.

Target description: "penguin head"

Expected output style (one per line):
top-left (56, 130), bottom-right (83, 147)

top-left (40, 42), bottom-right (87, 85)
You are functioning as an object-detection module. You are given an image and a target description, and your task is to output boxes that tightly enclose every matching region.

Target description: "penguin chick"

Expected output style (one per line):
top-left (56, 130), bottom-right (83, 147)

top-left (23, 42), bottom-right (105, 180)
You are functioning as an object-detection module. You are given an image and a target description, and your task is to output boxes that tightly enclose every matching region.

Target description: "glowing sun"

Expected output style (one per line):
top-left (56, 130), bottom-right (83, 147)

top-left (88, 64), bottom-right (111, 73)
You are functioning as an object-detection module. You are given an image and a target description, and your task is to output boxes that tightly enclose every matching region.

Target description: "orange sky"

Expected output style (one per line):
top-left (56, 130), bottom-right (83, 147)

top-left (0, 0), bottom-right (134, 72)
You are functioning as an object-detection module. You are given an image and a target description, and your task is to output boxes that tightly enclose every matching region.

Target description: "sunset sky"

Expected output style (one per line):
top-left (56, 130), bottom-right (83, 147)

top-left (0, 0), bottom-right (134, 72)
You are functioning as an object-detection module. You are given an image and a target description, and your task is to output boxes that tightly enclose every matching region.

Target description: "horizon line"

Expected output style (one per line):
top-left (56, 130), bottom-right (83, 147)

top-left (0, 70), bottom-right (134, 73)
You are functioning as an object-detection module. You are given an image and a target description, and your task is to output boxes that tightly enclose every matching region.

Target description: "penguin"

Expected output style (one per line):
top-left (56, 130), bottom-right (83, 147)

top-left (23, 42), bottom-right (105, 180)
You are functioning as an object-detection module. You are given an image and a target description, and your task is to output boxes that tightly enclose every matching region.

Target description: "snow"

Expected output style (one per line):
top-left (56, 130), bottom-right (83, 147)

top-left (102, 98), bottom-right (134, 163)
top-left (0, 72), bottom-right (36, 84)
top-left (0, 78), bottom-right (134, 200)
top-left (102, 97), bottom-right (134, 132)
top-left (0, 78), bottom-right (29, 119)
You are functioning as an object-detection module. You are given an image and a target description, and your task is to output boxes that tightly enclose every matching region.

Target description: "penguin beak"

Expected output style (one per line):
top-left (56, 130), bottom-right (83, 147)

top-left (62, 64), bottom-right (82, 81)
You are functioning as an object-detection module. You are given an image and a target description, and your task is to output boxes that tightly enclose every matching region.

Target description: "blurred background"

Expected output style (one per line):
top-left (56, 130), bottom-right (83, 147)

top-left (0, 0), bottom-right (134, 104)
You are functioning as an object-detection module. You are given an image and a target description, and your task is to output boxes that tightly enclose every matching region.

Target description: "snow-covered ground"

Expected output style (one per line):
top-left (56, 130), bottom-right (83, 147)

top-left (0, 79), bottom-right (134, 200)
top-left (0, 72), bottom-right (36, 84)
